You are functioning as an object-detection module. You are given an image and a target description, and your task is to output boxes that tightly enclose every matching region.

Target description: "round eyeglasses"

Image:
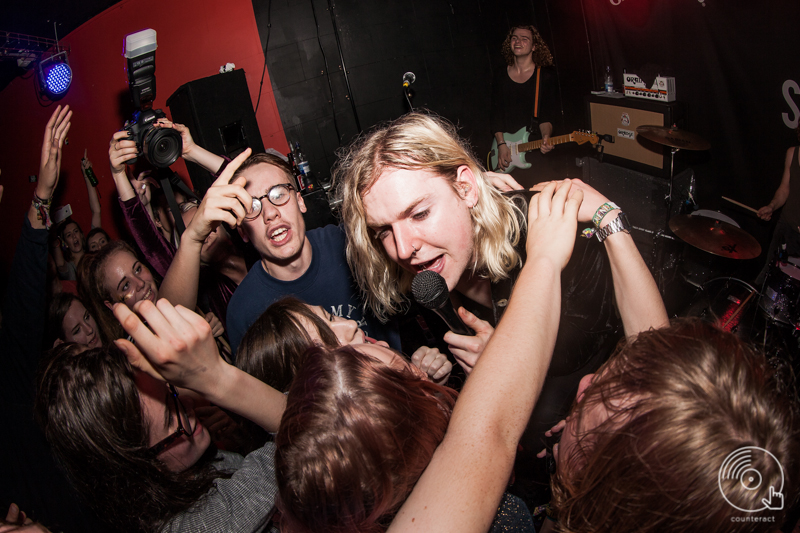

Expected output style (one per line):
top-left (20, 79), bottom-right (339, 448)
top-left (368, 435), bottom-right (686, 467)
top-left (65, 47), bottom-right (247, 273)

top-left (245, 183), bottom-right (296, 221)
top-left (149, 384), bottom-right (194, 455)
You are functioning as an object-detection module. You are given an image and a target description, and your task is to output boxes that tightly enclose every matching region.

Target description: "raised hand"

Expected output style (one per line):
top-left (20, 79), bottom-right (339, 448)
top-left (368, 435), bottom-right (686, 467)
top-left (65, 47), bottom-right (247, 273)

top-left (531, 178), bottom-right (606, 223)
top-left (153, 118), bottom-right (197, 158)
top-left (443, 307), bottom-right (495, 375)
top-left (182, 148), bottom-right (252, 245)
top-left (113, 299), bottom-right (225, 397)
top-left (526, 180), bottom-right (582, 271)
top-left (38, 105), bottom-right (72, 196)
top-left (112, 298), bottom-right (287, 432)
top-left (109, 130), bottom-right (138, 174)
top-left (152, 119), bottom-right (225, 172)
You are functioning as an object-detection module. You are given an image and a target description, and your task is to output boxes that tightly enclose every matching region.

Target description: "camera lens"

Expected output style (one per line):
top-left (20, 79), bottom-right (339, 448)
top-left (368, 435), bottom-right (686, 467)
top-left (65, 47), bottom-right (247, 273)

top-left (143, 127), bottom-right (182, 168)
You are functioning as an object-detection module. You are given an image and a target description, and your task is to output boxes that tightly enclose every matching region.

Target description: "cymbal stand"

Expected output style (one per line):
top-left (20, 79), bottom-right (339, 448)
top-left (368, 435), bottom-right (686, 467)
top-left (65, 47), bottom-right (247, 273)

top-left (664, 146), bottom-right (679, 227)
top-left (651, 146), bottom-right (681, 292)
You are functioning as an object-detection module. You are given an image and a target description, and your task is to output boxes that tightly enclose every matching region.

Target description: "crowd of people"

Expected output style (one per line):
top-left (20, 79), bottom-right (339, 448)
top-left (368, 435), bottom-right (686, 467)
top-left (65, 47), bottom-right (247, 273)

top-left (2, 25), bottom-right (800, 533)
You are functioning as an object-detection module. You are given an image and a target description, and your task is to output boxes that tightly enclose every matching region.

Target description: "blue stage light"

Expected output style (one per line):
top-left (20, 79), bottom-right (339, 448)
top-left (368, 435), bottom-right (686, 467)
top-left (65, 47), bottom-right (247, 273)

top-left (39, 51), bottom-right (73, 100)
top-left (43, 63), bottom-right (72, 95)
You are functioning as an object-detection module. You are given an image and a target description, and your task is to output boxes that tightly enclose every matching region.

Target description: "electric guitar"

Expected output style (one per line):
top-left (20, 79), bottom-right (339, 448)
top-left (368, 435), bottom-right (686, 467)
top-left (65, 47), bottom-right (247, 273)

top-left (488, 128), bottom-right (599, 174)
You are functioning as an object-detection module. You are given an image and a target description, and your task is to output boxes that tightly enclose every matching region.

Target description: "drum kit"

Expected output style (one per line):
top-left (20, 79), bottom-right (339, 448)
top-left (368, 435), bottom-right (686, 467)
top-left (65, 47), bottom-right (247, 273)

top-left (636, 125), bottom-right (798, 357)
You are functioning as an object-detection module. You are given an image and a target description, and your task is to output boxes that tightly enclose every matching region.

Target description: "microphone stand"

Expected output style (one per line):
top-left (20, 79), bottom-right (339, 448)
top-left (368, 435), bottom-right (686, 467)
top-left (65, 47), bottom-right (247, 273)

top-left (404, 85), bottom-right (414, 111)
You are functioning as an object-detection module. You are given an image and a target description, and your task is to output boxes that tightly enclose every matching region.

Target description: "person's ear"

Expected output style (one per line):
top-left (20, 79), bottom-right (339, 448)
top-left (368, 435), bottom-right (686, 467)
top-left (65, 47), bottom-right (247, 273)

top-left (238, 226), bottom-right (250, 243)
top-left (455, 165), bottom-right (479, 208)
top-left (104, 300), bottom-right (114, 311)
top-left (53, 338), bottom-right (64, 348)
top-left (297, 192), bottom-right (308, 214)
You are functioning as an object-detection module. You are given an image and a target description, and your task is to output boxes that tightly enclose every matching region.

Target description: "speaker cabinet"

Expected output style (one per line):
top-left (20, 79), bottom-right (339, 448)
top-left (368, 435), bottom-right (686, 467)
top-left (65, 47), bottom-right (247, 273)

top-left (167, 69), bottom-right (264, 195)
top-left (586, 95), bottom-right (685, 177)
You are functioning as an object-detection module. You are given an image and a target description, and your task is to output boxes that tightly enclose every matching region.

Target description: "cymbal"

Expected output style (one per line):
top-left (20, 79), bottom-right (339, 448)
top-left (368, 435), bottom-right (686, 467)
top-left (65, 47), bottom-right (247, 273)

top-left (669, 214), bottom-right (761, 259)
top-left (636, 125), bottom-right (711, 151)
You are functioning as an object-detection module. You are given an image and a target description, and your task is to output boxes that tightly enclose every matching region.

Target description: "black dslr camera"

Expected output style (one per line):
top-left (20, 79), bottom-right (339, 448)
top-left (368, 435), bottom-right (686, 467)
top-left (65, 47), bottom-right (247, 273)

top-left (122, 29), bottom-right (181, 168)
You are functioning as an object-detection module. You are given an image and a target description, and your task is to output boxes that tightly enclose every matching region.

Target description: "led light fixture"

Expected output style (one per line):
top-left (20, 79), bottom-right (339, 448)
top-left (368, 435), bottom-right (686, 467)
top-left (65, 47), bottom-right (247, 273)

top-left (39, 51), bottom-right (72, 99)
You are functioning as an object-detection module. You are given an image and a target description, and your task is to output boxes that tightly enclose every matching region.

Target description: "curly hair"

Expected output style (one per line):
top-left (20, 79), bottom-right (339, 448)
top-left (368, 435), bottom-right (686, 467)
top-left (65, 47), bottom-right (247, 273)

top-left (35, 344), bottom-right (224, 532)
top-left (276, 344), bottom-right (458, 533)
top-left (501, 25), bottom-right (553, 67)
top-left (332, 111), bottom-right (523, 321)
top-left (551, 319), bottom-right (800, 533)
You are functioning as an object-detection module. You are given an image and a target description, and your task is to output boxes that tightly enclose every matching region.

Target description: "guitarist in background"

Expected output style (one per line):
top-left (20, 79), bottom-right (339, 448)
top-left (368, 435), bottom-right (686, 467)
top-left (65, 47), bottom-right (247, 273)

top-left (491, 25), bottom-right (558, 186)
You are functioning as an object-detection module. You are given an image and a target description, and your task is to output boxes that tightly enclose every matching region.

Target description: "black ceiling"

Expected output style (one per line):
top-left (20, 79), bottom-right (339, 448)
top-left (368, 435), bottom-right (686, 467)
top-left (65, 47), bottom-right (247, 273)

top-left (0, 0), bottom-right (121, 92)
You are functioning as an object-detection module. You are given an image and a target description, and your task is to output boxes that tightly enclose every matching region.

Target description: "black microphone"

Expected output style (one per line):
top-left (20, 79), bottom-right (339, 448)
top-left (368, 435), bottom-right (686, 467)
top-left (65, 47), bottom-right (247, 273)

top-left (402, 71), bottom-right (416, 88)
top-left (412, 270), bottom-right (475, 336)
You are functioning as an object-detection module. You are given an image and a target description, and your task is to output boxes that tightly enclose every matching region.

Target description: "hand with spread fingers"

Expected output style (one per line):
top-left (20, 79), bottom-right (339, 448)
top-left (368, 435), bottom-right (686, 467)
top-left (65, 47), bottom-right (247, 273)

top-left (112, 299), bottom-right (287, 431)
top-left (38, 105), bottom-right (72, 196)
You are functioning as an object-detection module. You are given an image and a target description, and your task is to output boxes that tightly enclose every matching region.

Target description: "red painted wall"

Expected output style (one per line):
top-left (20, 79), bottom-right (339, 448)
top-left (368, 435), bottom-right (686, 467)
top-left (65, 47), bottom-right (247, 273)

top-left (0, 0), bottom-right (287, 276)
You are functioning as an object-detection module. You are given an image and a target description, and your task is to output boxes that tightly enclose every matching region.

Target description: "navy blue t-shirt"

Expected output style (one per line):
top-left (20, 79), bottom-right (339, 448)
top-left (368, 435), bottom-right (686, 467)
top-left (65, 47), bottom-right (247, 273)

top-left (226, 224), bottom-right (399, 357)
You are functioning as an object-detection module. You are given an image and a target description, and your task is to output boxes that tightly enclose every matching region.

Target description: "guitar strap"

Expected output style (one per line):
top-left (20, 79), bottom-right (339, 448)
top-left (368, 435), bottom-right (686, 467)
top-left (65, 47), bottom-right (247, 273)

top-left (529, 66), bottom-right (542, 135)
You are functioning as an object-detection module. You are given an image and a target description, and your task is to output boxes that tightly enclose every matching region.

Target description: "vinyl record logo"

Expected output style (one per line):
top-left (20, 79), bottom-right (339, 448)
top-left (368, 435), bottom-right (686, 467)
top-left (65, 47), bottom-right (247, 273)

top-left (718, 447), bottom-right (784, 512)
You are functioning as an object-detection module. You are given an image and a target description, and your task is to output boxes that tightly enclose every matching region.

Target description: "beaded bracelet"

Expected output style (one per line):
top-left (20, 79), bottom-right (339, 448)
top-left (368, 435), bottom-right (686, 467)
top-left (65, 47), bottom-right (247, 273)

top-left (591, 202), bottom-right (620, 227)
top-left (497, 142), bottom-right (506, 147)
top-left (32, 192), bottom-right (53, 229)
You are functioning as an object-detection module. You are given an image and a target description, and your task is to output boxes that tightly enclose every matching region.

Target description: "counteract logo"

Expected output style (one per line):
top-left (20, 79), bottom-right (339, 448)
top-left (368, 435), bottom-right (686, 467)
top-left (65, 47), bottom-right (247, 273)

top-left (719, 447), bottom-right (784, 512)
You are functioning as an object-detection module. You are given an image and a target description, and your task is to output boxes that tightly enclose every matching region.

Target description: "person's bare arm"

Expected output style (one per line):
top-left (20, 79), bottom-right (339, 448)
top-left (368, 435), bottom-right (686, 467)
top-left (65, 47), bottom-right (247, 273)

top-left (598, 209), bottom-right (669, 336)
top-left (154, 119), bottom-right (226, 173)
top-left (114, 299), bottom-right (286, 432)
top-left (81, 150), bottom-right (102, 228)
top-left (758, 147), bottom-right (794, 221)
top-left (108, 131), bottom-right (137, 202)
top-left (534, 179), bottom-right (669, 337)
top-left (28, 106), bottom-right (71, 229)
top-left (389, 182), bottom-right (580, 532)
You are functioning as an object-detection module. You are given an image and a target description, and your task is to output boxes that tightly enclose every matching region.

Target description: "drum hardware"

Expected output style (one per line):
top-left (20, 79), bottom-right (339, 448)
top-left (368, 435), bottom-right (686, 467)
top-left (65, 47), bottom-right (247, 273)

top-left (758, 259), bottom-right (800, 328)
top-left (636, 125), bottom-right (710, 228)
top-left (721, 289), bottom-right (757, 330)
top-left (680, 277), bottom-right (758, 335)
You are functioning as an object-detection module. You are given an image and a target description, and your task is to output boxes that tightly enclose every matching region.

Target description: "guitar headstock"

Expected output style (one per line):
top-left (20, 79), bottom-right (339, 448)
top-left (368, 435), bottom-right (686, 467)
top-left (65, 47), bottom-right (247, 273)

top-left (569, 130), bottom-right (600, 146)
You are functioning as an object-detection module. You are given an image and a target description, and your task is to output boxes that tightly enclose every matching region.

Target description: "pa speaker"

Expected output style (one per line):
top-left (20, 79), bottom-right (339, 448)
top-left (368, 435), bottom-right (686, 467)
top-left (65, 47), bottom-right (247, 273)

top-left (167, 69), bottom-right (264, 195)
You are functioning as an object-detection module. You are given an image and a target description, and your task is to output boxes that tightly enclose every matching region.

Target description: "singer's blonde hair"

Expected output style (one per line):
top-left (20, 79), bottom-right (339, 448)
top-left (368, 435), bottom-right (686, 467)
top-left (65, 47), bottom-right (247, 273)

top-left (332, 112), bottom-right (523, 321)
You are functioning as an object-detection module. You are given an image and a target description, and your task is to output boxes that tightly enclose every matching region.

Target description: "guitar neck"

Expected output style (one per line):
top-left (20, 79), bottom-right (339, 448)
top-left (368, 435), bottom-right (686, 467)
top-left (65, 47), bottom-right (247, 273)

top-left (517, 133), bottom-right (573, 153)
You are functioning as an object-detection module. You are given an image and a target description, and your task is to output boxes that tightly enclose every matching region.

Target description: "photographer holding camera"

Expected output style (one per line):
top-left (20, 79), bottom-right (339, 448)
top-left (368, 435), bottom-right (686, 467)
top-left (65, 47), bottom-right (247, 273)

top-left (109, 119), bottom-right (249, 333)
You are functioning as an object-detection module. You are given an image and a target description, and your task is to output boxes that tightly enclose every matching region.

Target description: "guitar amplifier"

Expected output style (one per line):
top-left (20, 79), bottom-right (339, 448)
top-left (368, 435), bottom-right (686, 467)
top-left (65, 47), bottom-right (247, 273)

top-left (586, 94), bottom-right (685, 177)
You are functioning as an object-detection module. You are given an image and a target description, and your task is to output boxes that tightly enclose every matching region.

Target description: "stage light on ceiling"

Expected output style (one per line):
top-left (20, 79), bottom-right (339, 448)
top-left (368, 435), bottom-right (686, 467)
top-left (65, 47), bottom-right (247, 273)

top-left (39, 51), bottom-right (72, 99)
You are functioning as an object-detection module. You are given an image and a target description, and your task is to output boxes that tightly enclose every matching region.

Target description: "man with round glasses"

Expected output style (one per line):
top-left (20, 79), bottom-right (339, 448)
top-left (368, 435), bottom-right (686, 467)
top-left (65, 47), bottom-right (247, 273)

top-left (225, 152), bottom-right (398, 356)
